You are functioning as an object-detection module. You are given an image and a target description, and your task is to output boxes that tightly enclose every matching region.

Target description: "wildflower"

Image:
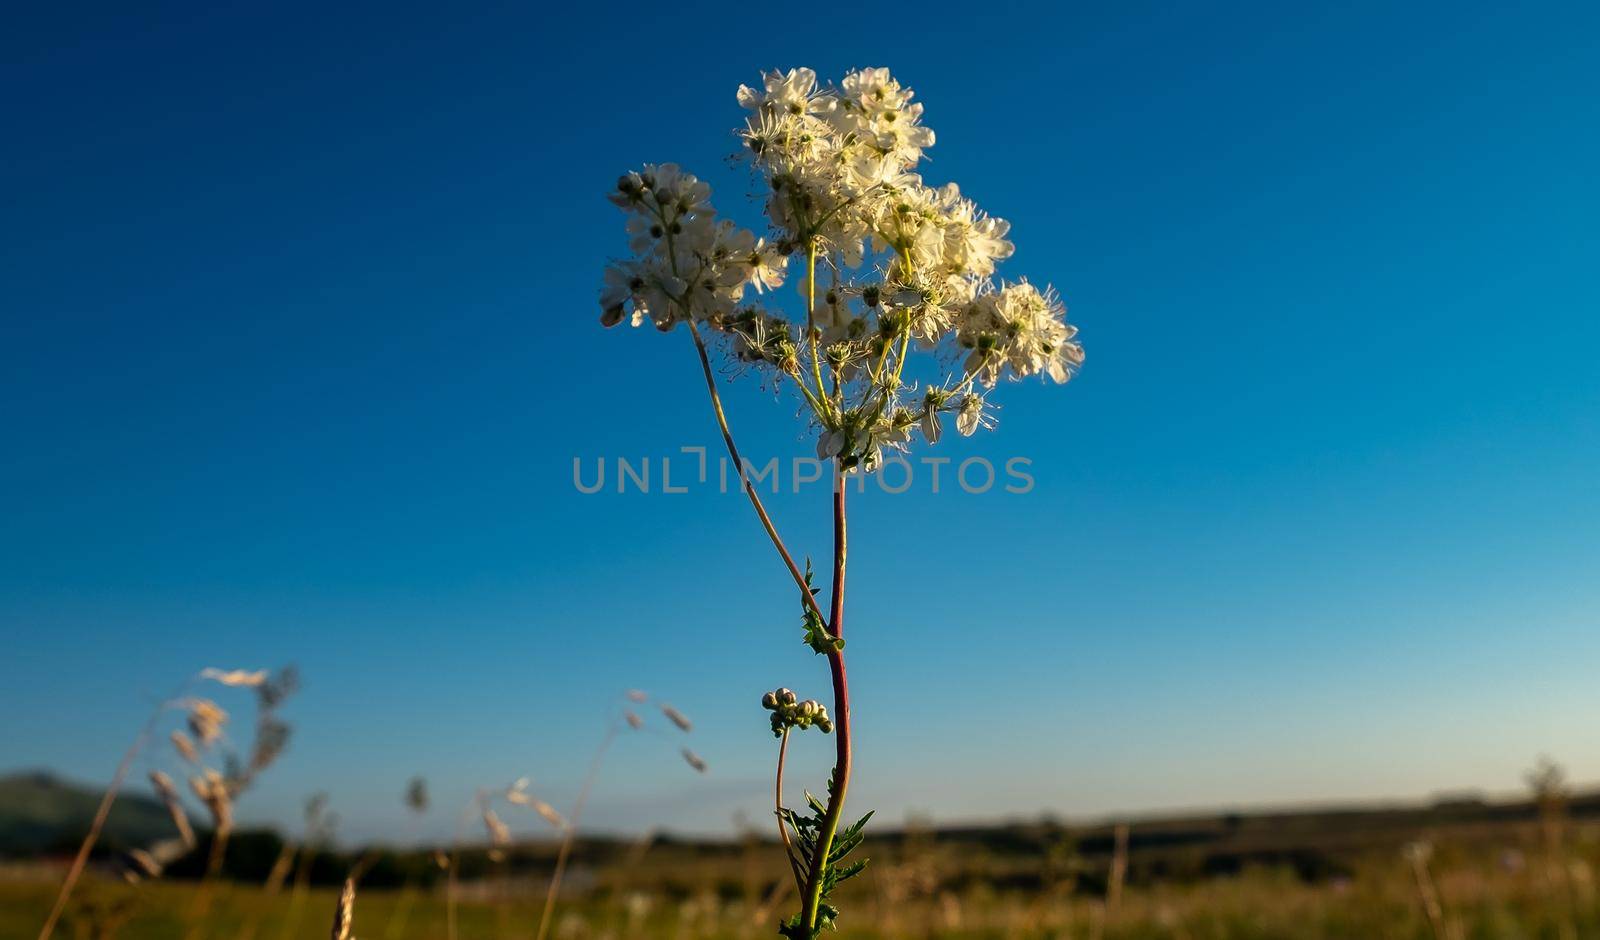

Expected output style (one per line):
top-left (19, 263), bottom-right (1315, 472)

top-left (743, 239), bottom-right (789, 294)
top-left (599, 68), bottom-right (1079, 474)
top-left (738, 68), bottom-right (836, 122)
top-left (955, 394), bottom-right (993, 436)
top-left (592, 68), bottom-right (1089, 940)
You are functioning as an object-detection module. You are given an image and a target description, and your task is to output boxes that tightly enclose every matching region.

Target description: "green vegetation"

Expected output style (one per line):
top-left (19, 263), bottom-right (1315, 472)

top-left (0, 773), bottom-right (172, 858)
top-left (5, 783), bottom-right (1598, 939)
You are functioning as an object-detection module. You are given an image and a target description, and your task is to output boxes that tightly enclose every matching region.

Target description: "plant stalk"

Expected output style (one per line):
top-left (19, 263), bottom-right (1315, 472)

top-left (535, 721), bottom-right (619, 940)
top-left (799, 471), bottom-right (852, 935)
top-left (686, 322), bottom-right (827, 627)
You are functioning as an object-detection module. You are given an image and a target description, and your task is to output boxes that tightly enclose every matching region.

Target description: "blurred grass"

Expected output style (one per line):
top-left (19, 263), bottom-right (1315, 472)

top-left (4, 854), bottom-right (1599, 940)
top-left (8, 789), bottom-right (1600, 940)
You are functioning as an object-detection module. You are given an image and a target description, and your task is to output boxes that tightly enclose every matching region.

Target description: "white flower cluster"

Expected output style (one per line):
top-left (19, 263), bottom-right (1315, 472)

top-left (600, 67), bottom-right (1083, 470)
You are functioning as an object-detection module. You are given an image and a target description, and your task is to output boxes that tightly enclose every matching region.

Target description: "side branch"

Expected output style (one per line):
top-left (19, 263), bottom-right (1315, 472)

top-left (687, 321), bottom-right (828, 625)
top-left (775, 731), bottom-right (805, 890)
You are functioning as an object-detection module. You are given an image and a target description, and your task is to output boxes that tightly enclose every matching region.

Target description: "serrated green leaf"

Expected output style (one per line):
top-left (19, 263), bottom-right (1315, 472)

top-left (800, 560), bottom-right (844, 655)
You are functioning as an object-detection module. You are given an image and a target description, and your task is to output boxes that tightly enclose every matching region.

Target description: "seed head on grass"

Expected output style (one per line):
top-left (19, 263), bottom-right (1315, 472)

top-left (189, 769), bottom-right (234, 835)
top-left (200, 668), bottom-right (268, 687)
top-left (330, 878), bottom-right (356, 940)
top-left (185, 699), bottom-right (228, 748)
top-left (482, 806), bottom-right (511, 862)
top-left (170, 730), bottom-right (200, 764)
top-left (148, 771), bottom-right (195, 849)
top-left (505, 778), bottom-right (569, 831)
top-left (660, 703), bottom-right (693, 732)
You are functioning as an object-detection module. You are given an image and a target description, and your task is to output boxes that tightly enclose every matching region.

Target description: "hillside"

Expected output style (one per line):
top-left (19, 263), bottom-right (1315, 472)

top-left (0, 770), bottom-right (175, 857)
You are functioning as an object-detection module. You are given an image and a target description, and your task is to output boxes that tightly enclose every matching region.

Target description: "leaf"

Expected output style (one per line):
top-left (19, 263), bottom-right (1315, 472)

top-left (775, 795), bottom-right (873, 938)
top-left (800, 559), bottom-right (844, 655)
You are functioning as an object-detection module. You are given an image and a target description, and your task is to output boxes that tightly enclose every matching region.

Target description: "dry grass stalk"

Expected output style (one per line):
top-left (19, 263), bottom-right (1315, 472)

top-left (330, 878), bottom-right (356, 940)
top-left (1405, 840), bottom-right (1450, 940)
top-left (279, 794), bottom-right (332, 940)
top-left (382, 777), bottom-right (431, 940)
top-left (235, 840), bottom-right (296, 940)
top-left (148, 771), bottom-right (196, 849)
top-left (1107, 822), bottom-right (1129, 916)
top-left (534, 721), bottom-right (620, 940)
top-left (126, 849), bottom-right (162, 879)
top-left (34, 675), bottom-right (199, 940)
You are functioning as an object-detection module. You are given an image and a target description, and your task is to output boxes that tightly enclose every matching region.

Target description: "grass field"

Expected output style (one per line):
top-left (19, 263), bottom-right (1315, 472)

top-left (6, 814), bottom-right (1599, 940)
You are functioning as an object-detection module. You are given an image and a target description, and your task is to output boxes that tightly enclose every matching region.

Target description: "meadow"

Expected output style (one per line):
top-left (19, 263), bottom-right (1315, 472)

top-left (7, 786), bottom-right (1599, 940)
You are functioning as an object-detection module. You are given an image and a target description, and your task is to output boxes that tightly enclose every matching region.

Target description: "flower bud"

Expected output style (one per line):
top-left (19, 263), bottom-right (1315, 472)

top-left (778, 688), bottom-right (796, 706)
top-left (761, 691), bottom-right (778, 710)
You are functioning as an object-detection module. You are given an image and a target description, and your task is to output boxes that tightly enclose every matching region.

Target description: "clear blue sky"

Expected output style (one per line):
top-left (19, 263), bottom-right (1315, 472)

top-left (3, 1), bottom-right (1597, 844)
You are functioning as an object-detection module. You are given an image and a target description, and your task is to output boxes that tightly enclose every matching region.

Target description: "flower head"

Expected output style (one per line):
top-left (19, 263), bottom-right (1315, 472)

top-left (596, 67), bottom-right (1081, 469)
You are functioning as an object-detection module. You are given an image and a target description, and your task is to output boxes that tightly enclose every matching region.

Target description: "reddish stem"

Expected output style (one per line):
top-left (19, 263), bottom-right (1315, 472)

top-left (800, 471), bottom-right (852, 934)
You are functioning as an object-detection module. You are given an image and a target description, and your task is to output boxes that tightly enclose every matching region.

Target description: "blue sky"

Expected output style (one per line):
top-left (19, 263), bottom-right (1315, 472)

top-left (3, 1), bottom-right (1598, 843)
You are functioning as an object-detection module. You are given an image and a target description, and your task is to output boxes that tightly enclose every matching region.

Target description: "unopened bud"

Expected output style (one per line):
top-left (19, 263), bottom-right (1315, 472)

top-left (761, 691), bottom-right (778, 710)
top-left (778, 688), bottom-right (797, 706)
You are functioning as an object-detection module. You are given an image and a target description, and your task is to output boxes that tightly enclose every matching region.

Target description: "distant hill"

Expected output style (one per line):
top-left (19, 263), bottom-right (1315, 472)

top-left (0, 770), bottom-right (176, 857)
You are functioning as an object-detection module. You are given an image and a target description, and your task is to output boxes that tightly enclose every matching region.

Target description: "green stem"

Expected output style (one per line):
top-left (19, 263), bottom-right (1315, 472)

top-left (806, 245), bottom-right (828, 406)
